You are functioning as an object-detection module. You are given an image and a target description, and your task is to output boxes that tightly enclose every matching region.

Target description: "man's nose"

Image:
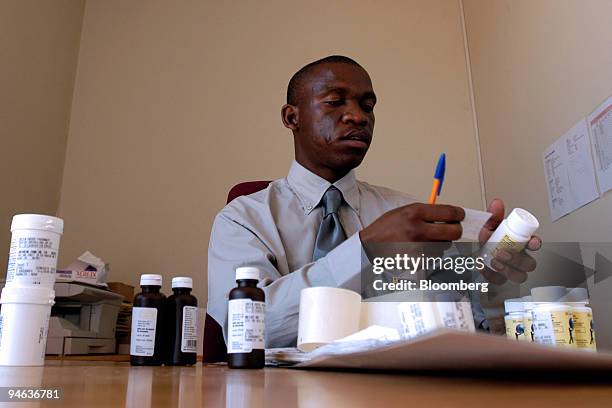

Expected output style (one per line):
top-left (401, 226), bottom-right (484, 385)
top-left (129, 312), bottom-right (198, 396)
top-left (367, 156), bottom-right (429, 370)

top-left (341, 101), bottom-right (368, 126)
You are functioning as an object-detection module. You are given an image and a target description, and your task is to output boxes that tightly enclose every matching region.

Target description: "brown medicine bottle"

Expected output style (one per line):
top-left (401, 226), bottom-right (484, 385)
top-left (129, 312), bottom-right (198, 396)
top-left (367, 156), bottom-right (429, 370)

top-left (166, 277), bottom-right (198, 365)
top-left (130, 274), bottom-right (166, 366)
top-left (227, 267), bottom-right (265, 369)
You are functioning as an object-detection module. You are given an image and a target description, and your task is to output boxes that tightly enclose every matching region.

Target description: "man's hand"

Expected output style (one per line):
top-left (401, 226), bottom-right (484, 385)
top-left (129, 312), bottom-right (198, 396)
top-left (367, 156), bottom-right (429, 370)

top-left (479, 198), bottom-right (542, 284)
top-left (360, 203), bottom-right (465, 244)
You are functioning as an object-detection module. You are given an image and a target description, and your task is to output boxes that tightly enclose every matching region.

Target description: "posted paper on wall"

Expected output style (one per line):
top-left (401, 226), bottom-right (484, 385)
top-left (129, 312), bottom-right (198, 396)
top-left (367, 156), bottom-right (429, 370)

top-left (588, 96), bottom-right (612, 194)
top-left (543, 118), bottom-right (599, 221)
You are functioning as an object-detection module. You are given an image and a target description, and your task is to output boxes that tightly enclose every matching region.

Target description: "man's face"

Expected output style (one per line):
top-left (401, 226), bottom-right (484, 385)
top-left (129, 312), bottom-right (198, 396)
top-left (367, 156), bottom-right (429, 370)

top-left (292, 63), bottom-right (376, 178)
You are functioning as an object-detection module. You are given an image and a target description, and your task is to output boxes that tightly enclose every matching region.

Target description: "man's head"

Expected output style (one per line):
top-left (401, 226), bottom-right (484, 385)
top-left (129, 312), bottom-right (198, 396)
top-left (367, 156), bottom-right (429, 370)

top-left (282, 56), bottom-right (377, 182)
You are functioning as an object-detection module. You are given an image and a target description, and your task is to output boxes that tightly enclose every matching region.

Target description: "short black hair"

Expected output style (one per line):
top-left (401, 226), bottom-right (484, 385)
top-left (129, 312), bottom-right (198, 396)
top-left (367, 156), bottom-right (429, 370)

top-left (286, 55), bottom-right (363, 105)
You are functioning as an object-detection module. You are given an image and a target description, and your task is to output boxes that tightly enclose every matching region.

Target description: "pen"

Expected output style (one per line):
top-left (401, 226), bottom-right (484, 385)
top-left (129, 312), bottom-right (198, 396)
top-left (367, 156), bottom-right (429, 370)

top-left (428, 153), bottom-right (446, 204)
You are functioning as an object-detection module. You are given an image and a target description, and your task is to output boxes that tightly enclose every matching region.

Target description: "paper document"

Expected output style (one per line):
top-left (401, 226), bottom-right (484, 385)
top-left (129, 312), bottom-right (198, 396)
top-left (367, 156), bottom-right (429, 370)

top-left (460, 208), bottom-right (492, 241)
top-left (588, 96), bottom-right (612, 194)
top-left (543, 119), bottom-right (599, 221)
top-left (294, 329), bottom-right (612, 371)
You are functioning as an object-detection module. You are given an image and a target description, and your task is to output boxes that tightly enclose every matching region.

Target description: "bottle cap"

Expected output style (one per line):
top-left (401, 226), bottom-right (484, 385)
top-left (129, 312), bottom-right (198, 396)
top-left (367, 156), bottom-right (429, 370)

top-left (236, 267), bottom-right (260, 281)
top-left (504, 298), bottom-right (525, 313)
top-left (11, 214), bottom-right (64, 235)
top-left (521, 295), bottom-right (535, 311)
top-left (506, 208), bottom-right (539, 239)
top-left (172, 277), bottom-right (192, 289)
top-left (566, 287), bottom-right (588, 303)
top-left (140, 274), bottom-right (163, 286)
top-left (531, 286), bottom-right (566, 302)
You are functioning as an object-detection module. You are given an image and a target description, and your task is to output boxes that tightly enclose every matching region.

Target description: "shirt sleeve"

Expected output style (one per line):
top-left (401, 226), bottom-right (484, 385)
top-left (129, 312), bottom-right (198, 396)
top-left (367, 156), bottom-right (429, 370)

top-left (207, 212), bottom-right (368, 348)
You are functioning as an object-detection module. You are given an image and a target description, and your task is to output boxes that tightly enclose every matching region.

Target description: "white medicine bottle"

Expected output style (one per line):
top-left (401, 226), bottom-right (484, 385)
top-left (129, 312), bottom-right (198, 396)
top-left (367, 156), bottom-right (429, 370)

top-left (565, 287), bottom-right (596, 351)
top-left (521, 295), bottom-right (535, 342)
top-left (481, 208), bottom-right (539, 271)
top-left (531, 286), bottom-right (576, 349)
top-left (504, 298), bottom-right (526, 341)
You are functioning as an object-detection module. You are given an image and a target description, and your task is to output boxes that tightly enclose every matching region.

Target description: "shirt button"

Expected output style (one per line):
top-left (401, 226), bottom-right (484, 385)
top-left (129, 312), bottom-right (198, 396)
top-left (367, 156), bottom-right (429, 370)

top-left (306, 205), bottom-right (313, 210)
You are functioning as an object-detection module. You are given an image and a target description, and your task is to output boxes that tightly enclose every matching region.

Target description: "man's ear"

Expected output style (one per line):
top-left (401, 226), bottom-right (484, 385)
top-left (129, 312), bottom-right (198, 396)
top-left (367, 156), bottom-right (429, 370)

top-left (281, 104), bottom-right (299, 131)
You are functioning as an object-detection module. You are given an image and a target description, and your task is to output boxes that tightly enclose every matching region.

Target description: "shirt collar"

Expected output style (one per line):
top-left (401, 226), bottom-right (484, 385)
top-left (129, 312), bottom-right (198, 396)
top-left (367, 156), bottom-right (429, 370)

top-left (286, 160), bottom-right (360, 215)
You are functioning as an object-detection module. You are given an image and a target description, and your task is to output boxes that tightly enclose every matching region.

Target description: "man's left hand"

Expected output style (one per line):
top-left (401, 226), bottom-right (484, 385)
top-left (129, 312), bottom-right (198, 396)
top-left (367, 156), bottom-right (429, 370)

top-left (478, 198), bottom-right (542, 284)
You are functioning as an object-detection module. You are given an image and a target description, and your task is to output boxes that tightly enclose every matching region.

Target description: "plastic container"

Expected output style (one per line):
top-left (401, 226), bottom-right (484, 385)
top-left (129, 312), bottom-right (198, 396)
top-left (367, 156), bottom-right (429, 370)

top-left (481, 208), bottom-right (539, 271)
top-left (0, 286), bottom-right (55, 366)
top-left (5, 214), bottom-right (64, 288)
top-left (565, 288), bottom-right (596, 351)
top-left (531, 286), bottom-right (576, 349)
top-left (130, 274), bottom-right (166, 366)
top-left (504, 298), bottom-right (526, 341)
top-left (228, 267), bottom-right (265, 369)
top-left (166, 277), bottom-right (198, 365)
top-left (522, 295), bottom-right (535, 342)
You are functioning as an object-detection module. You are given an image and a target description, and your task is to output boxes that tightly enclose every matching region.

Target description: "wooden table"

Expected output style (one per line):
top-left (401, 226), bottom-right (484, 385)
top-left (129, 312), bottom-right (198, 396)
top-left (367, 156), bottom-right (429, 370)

top-left (1, 361), bottom-right (611, 407)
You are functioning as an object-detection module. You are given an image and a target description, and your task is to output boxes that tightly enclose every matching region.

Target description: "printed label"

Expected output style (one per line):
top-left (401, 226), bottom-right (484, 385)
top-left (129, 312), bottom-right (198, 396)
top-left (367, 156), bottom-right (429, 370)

top-left (227, 299), bottom-right (265, 354)
top-left (491, 234), bottom-right (524, 258)
top-left (130, 307), bottom-right (158, 356)
top-left (524, 315), bottom-right (534, 342)
top-left (181, 306), bottom-right (198, 353)
top-left (6, 231), bottom-right (60, 286)
top-left (533, 309), bottom-right (576, 348)
top-left (505, 316), bottom-right (527, 341)
top-left (573, 310), bottom-right (596, 350)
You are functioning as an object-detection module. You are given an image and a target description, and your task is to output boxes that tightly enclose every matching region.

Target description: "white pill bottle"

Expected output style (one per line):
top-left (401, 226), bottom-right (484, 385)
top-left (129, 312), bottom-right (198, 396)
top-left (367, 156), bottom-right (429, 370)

top-left (565, 288), bottom-right (596, 351)
top-left (522, 295), bottom-right (536, 343)
top-left (531, 286), bottom-right (576, 349)
top-left (481, 208), bottom-right (539, 271)
top-left (504, 298), bottom-right (526, 341)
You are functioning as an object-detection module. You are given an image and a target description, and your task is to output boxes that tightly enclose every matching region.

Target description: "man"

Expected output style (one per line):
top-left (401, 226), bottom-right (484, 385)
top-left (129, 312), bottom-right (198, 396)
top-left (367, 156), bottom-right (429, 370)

top-left (208, 55), bottom-right (541, 348)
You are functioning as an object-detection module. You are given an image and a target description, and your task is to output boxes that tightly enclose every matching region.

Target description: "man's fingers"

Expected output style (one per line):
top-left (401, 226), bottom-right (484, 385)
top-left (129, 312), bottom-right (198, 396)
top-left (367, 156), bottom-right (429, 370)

top-left (483, 198), bottom-right (505, 231)
top-left (415, 204), bottom-right (465, 223)
top-left (481, 267), bottom-right (507, 285)
top-left (421, 222), bottom-right (463, 241)
top-left (527, 236), bottom-right (542, 251)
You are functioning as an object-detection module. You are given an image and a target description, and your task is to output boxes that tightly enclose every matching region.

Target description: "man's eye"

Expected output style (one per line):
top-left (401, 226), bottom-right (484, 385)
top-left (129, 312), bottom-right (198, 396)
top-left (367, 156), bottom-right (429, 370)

top-left (325, 100), bottom-right (344, 106)
top-left (362, 104), bottom-right (375, 113)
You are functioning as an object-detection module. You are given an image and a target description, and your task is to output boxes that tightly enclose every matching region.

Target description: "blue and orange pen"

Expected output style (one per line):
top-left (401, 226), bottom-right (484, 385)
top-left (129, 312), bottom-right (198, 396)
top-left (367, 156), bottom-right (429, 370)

top-left (428, 153), bottom-right (446, 204)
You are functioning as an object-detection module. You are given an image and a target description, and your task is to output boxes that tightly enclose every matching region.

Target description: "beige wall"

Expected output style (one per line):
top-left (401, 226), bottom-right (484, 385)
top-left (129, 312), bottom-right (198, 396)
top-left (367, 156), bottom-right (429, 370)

top-left (0, 0), bottom-right (85, 276)
top-left (463, 0), bottom-right (612, 348)
top-left (58, 0), bottom-right (483, 301)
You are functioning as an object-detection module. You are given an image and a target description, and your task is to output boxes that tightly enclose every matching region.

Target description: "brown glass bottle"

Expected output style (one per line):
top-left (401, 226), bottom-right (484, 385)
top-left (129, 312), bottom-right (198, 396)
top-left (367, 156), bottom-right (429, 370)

top-left (227, 267), bottom-right (265, 369)
top-left (166, 277), bottom-right (198, 365)
top-left (130, 274), bottom-right (166, 366)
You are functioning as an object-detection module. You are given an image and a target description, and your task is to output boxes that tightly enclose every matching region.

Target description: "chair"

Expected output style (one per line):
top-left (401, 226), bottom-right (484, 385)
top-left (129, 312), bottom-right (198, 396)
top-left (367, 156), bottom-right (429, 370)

top-left (202, 180), bottom-right (272, 363)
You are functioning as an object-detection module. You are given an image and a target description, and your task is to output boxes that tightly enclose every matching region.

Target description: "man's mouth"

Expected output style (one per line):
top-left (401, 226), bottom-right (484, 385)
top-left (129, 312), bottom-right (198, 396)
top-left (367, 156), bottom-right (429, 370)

top-left (339, 130), bottom-right (371, 148)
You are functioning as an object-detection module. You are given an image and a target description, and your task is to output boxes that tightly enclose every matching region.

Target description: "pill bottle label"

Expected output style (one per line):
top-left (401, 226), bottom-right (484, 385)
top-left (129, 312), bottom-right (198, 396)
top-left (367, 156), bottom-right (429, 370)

top-left (181, 306), bottom-right (198, 353)
top-left (533, 309), bottom-right (575, 348)
top-left (227, 299), bottom-right (265, 354)
top-left (130, 307), bottom-right (158, 356)
top-left (505, 316), bottom-right (527, 341)
top-left (524, 314), bottom-right (534, 342)
top-left (491, 234), bottom-right (524, 258)
top-left (573, 310), bottom-right (596, 350)
top-left (6, 231), bottom-right (60, 287)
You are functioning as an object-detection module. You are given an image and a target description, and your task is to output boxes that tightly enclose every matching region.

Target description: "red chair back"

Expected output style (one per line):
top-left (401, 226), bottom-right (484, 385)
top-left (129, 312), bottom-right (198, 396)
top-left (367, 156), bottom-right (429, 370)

top-left (203, 180), bottom-right (272, 363)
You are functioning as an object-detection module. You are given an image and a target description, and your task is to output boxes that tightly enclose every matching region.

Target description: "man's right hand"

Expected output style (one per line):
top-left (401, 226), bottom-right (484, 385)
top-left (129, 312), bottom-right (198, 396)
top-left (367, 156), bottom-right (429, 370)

top-left (359, 203), bottom-right (465, 244)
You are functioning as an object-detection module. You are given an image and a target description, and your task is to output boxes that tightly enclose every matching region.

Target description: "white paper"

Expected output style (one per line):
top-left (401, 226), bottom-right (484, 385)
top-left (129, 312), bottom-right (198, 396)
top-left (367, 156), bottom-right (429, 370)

top-left (297, 287), bottom-right (361, 352)
top-left (460, 208), bottom-right (492, 241)
top-left (334, 325), bottom-right (400, 343)
top-left (543, 119), bottom-right (599, 221)
top-left (57, 250), bottom-right (109, 286)
top-left (588, 96), bottom-right (612, 194)
top-left (296, 329), bottom-right (612, 371)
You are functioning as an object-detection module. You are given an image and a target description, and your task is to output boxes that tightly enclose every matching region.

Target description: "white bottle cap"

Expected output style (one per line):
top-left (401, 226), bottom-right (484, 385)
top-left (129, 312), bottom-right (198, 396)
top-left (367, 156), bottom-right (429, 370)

top-left (521, 295), bottom-right (535, 311)
top-left (140, 274), bottom-right (163, 286)
top-left (566, 287), bottom-right (588, 303)
top-left (236, 267), bottom-right (260, 281)
top-left (504, 298), bottom-right (525, 313)
top-left (172, 277), bottom-right (192, 289)
top-left (506, 208), bottom-right (539, 238)
top-left (531, 286), bottom-right (566, 302)
top-left (11, 214), bottom-right (64, 235)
